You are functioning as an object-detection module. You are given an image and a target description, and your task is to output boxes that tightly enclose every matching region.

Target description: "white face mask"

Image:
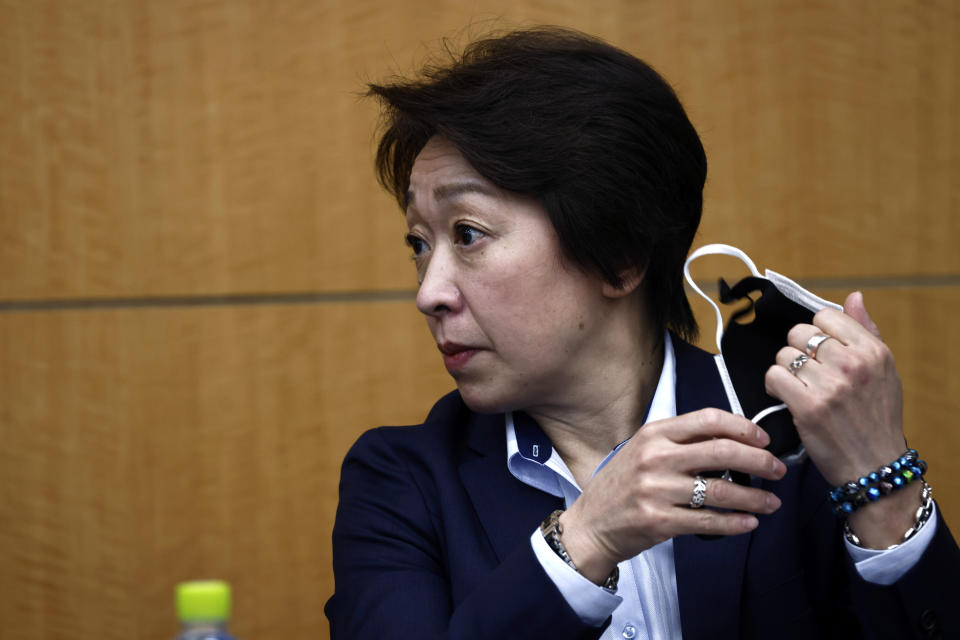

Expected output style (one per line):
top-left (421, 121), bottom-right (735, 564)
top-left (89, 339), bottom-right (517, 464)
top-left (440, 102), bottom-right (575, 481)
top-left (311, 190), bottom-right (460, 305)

top-left (683, 244), bottom-right (842, 460)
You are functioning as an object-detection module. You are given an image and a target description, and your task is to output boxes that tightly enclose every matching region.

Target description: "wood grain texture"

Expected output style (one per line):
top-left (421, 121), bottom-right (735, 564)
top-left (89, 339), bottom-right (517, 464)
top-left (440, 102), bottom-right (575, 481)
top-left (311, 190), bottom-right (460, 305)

top-left (0, 302), bottom-right (451, 639)
top-left (1, 0), bottom-right (957, 299)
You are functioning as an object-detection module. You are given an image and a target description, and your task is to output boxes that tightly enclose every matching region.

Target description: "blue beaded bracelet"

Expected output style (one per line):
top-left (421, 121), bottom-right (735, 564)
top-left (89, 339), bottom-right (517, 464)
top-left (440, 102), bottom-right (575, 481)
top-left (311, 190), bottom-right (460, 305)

top-left (828, 449), bottom-right (927, 517)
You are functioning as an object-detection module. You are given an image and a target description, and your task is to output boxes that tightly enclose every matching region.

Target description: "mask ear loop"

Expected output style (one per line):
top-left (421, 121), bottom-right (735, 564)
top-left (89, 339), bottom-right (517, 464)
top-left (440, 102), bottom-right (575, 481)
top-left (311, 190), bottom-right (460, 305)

top-left (684, 244), bottom-right (771, 481)
top-left (683, 244), bottom-right (789, 425)
top-left (751, 403), bottom-right (787, 424)
top-left (683, 244), bottom-right (763, 354)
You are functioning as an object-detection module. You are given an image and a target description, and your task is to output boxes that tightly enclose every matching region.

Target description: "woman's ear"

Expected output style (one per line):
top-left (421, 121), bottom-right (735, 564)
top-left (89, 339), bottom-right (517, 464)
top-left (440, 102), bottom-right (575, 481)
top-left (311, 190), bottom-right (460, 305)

top-left (601, 265), bottom-right (646, 299)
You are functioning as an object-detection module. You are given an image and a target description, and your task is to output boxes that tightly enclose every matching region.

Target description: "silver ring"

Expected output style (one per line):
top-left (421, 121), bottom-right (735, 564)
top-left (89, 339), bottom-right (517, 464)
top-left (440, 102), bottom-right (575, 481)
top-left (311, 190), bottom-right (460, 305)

top-left (789, 354), bottom-right (809, 376)
top-left (689, 475), bottom-right (707, 509)
top-left (805, 333), bottom-right (833, 359)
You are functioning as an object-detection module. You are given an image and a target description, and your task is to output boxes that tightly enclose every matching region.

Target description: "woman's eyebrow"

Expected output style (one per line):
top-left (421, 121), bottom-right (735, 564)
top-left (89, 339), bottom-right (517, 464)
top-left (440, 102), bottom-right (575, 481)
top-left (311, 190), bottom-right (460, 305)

top-left (405, 180), bottom-right (496, 208)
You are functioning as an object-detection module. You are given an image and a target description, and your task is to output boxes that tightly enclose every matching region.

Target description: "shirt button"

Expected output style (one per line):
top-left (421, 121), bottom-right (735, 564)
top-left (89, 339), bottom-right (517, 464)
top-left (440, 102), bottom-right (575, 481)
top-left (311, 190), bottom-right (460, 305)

top-left (622, 623), bottom-right (637, 639)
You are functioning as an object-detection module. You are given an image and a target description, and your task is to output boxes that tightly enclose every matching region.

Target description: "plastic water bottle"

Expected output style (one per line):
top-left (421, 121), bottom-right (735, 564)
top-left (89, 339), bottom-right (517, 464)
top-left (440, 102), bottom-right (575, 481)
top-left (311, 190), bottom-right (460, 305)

top-left (173, 580), bottom-right (239, 640)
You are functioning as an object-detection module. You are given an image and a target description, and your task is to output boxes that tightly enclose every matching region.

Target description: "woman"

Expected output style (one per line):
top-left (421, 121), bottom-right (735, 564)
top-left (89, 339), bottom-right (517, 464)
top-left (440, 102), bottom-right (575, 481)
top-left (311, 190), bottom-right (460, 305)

top-left (325, 27), bottom-right (958, 639)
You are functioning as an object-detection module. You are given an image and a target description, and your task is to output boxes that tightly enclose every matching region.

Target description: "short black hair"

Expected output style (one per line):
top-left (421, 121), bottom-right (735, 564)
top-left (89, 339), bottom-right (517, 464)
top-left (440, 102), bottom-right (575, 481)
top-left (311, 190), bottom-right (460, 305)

top-left (368, 26), bottom-right (706, 340)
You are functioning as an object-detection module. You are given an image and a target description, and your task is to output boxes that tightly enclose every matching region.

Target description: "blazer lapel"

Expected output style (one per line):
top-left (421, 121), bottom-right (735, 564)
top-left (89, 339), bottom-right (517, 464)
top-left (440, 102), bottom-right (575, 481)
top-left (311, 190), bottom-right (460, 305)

top-left (672, 337), bottom-right (753, 640)
top-left (459, 411), bottom-right (563, 562)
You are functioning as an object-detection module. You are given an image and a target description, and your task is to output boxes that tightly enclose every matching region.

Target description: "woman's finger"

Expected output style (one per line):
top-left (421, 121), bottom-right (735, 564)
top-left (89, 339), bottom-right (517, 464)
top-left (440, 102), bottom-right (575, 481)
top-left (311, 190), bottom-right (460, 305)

top-left (671, 474), bottom-right (781, 514)
top-left (774, 345), bottom-right (824, 385)
top-left (786, 324), bottom-right (844, 362)
top-left (811, 306), bottom-right (881, 350)
top-left (679, 438), bottom-right (785, 480)
top-left (842, 291), bottom-right (882, 338)
top-left (765, 363), bottom-right (805, 406)
top-left (647, 408), bottom-right (770, 448)
top-left (671, 508), bottom-right (761, 537)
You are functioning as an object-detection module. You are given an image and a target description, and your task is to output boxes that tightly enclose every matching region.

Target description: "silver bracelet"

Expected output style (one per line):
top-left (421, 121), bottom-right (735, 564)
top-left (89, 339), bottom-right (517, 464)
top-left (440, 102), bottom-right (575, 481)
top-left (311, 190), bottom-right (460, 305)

top-left (540, 509), bottom-right (619, 592)
top-left (843, 480), bottom-right (933, 550)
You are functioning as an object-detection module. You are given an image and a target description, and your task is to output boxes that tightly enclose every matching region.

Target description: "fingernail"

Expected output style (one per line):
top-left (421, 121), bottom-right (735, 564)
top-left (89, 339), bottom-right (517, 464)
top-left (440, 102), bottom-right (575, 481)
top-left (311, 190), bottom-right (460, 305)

top-left (755, 426), bottom-right (769, 444)
top-left (772, 458), bottom-right (785, 475)
top-left (742, 516), bottom-right (759, 530)
top-left (766, 494), bottom-right (782, 512)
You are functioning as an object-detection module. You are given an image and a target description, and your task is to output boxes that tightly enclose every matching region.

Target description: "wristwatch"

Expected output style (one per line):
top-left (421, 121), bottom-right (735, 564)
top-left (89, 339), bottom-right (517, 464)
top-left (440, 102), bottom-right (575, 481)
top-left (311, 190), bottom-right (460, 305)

top-left (540, 509), bottom-right (619, 593)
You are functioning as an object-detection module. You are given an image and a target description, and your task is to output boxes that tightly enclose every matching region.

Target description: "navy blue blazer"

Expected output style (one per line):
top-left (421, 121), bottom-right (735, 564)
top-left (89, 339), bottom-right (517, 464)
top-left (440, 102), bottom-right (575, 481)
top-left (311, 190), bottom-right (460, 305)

top-left (326, 339), bottom-right (959, 639)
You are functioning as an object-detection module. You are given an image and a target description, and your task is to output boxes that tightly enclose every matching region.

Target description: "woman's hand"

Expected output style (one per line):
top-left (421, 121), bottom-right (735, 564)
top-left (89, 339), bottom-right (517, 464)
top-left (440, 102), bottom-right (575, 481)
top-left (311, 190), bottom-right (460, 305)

top-left (765, 292), bottom-right (905, 487)
top-left (765, 291), bottom-right (919, 547)
top-left (559, 408), bottom-right (786, 584)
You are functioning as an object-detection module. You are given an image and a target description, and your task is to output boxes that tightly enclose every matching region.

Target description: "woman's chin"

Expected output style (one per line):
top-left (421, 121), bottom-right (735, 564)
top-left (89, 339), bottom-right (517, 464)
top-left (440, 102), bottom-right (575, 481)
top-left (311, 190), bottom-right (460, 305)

top-left (455, 384), bottom-right (520, 416)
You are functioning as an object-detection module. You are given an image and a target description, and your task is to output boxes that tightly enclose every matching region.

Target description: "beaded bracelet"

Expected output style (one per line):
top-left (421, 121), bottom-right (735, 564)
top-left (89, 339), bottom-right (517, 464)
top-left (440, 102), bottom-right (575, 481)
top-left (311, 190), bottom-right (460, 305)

top-left (828, 449), bottom-right (928, 517)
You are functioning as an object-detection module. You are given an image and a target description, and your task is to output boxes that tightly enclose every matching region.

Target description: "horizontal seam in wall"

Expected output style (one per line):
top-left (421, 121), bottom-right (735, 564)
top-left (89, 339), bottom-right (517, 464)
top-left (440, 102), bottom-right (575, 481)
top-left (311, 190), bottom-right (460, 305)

top-left (691, 274), bottom-right (960, 295)
top-left (1, 275), bottom-right (959, 312)
top-left (0, 290), bottom-right (417, 312)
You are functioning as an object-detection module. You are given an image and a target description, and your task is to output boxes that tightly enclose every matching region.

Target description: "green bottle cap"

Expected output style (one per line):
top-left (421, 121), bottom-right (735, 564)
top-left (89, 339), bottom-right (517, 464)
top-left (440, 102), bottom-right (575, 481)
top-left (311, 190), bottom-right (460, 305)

top-left (176, 580), bottom-right (232, 622)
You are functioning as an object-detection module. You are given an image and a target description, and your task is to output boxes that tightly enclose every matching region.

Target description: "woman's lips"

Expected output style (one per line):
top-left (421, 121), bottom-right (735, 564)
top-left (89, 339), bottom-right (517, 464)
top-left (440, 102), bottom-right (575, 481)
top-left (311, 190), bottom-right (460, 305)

top-left (439, 343), bottom-right (480, 372)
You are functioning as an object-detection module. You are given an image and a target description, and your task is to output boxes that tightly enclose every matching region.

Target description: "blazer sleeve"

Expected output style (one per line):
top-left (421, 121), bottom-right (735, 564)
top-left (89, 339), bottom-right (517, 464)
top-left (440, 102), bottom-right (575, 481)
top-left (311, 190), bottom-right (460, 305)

top-left (324, 428), bottom-right (608, 640)
top-left (846, 510), bottom-right (960, 639)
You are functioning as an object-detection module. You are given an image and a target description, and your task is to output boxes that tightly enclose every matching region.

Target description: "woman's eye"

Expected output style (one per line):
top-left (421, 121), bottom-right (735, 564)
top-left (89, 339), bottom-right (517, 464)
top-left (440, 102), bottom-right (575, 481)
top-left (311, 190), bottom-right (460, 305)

top-left (405, 234), bottom-right (427, 256)
top-left (454, 224), bottom-right (484, 247)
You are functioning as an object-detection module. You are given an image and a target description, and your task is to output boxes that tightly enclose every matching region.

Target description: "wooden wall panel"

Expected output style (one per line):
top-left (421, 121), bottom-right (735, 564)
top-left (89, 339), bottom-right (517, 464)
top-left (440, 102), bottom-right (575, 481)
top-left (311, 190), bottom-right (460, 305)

top-left (677, 2), bottom-right (960, 277)
top-left (1, 0), bottom-right (957, 300)
top-left (0, 303), bottom-right (451, 639)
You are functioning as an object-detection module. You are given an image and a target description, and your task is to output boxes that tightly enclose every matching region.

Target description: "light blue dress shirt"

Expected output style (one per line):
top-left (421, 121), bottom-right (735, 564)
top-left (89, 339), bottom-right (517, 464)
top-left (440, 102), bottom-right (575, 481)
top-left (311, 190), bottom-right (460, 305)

top-left (507, 332), bottom-right (937, 639)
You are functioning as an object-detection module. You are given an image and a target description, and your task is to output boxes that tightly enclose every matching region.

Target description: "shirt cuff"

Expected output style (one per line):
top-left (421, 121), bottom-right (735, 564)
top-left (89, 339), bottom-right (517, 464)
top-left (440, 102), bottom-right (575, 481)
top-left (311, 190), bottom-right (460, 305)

top-left (846, 502), bottom-right (939, 586)
top-left (530, 529), bottom-right (622, 625)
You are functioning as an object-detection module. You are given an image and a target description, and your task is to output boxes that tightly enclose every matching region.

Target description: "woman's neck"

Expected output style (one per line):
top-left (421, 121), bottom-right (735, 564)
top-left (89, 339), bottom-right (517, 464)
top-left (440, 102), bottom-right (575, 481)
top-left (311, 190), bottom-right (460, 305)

top-left (527, 328), bottom-right (665, 488)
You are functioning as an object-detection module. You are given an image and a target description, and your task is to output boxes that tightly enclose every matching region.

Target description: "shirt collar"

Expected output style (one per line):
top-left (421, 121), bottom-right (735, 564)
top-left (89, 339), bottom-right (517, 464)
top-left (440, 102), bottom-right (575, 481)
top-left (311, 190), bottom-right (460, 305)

top-left (506, 332), bottom-right (677, 494)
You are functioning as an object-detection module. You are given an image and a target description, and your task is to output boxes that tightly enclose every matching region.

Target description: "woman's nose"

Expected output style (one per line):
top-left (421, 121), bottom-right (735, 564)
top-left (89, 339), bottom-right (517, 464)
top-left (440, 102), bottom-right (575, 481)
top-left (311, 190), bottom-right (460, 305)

top-left (415, 251), bottom-right (461, 317)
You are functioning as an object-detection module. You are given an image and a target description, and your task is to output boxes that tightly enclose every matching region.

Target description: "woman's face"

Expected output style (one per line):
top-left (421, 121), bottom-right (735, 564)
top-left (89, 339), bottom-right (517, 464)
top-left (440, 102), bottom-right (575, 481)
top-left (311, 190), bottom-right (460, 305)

top-left (404, 136), bottom-right (620, 415)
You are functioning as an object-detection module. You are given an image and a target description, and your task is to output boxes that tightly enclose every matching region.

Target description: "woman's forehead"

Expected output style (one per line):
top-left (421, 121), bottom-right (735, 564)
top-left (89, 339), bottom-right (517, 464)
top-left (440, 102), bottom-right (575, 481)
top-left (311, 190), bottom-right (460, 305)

top-left (407, 138), bottom-right (498, 208)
